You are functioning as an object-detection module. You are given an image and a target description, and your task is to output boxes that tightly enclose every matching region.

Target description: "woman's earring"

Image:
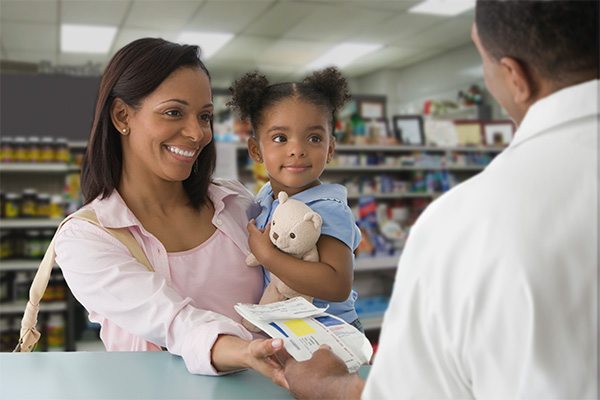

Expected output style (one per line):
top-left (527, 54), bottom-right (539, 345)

top-left (122, 127), bottom-right (129, 135)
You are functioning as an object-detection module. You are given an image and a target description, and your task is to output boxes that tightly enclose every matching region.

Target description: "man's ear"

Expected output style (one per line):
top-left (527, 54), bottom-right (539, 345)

top-left (110, 98), bottom-right (130, 135)
top-left (248, 136), bottom-right (263, 163)
top-left (499, 57), bottom-right (534, 105)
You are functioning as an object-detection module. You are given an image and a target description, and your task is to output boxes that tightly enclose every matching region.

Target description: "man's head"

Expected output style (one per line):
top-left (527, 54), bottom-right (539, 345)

top-left (473, 0), bottom-right (599, 124)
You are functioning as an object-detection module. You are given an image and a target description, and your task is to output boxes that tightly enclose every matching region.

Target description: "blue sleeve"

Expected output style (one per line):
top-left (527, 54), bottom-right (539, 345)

top-left (309, 200), bottom-right (361, 251)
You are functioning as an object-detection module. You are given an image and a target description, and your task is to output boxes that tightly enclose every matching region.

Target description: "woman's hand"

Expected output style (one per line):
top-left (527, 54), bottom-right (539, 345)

top-left (247, 219), bottom-right (274, 265)
top-left (211, 335), bottom-right (288, 389)
top-left (244, 338), bottom-right (289, 389)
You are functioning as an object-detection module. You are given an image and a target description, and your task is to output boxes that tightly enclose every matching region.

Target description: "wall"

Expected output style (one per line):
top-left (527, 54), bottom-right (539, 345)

top-left (353, 43), bottom-right (497, 117)
top-left (1, 74), bottom-right (99, 141)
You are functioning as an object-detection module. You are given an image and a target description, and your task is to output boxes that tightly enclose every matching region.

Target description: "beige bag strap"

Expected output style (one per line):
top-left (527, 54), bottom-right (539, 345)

top-left (14, 208), bottom-right (154, 352)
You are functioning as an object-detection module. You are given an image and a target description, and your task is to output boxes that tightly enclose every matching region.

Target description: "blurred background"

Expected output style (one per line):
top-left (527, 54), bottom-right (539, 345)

top-left (0, 0), bottom-right (512, 353)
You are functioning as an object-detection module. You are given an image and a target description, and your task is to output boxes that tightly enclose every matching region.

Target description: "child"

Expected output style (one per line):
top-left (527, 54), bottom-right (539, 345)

top-left (228, 67), bottom-right (363, 331)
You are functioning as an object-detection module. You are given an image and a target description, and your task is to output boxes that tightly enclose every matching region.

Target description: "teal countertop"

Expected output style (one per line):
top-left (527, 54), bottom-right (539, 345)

top-left (0, 352), bottom-right (370, 399)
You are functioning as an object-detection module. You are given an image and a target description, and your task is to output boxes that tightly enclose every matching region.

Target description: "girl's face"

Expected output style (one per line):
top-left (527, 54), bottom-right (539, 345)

top-left (249, 97), bottom-right (335, 197)
top-left (122, 67), bottom-right (213, 183)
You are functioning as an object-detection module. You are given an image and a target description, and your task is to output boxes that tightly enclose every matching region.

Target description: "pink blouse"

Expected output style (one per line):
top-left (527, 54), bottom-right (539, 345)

top-left (54, 179), bottom-right (263, 375)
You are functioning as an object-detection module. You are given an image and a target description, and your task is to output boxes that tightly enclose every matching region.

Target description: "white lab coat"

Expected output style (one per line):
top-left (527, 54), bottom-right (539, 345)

top-left (363, 80), bottom-right (599, 399)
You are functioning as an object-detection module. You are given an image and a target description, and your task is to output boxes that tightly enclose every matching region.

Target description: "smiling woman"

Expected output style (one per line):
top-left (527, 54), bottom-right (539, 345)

top-left (48, 38), bottom-right (287, 387)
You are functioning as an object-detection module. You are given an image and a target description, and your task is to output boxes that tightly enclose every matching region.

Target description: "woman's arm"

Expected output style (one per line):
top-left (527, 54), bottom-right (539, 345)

top-left (55, 219), bottom-right (253, 375)
top-left (247, 222), bottom-right (353, 301)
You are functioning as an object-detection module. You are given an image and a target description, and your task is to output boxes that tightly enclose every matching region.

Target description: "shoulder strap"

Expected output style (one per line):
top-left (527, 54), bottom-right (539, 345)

top-left (14, 208), bottom-right (154, 352)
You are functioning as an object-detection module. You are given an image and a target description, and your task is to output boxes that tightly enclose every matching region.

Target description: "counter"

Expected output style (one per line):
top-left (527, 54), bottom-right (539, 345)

top-left (0, 351), bottom-right (370, 399)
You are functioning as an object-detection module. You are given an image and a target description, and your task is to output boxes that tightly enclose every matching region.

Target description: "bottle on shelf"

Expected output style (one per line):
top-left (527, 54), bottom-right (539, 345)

top-left (46, 313), bottom-right (66, 351)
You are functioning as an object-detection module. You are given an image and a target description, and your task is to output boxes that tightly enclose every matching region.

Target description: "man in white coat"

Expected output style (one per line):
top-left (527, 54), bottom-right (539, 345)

top-left (282, 0), bottom-right (599, 398)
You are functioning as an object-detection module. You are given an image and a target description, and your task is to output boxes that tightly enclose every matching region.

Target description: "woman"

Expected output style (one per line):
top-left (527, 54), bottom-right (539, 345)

top-left (54, 38), bottom-right (285, 385)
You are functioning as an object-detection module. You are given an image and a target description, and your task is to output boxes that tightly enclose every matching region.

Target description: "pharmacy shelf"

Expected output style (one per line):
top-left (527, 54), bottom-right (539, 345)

top-left (325, 165), bottom-right (485, 172)
top-left (355, 256), bottom-right (399, 272)
top-left (0, 163), bottom-right (79, 173)
top-left (0, 260), bottom-right (56, 272)
top-left (0, 300), bottom-right (66, 314)
top-left (0, 219), bottom-right (62, 229)
top-left (335, 144), bottom-right (505, 153)
top-left (347, 192), bottom-right (439, 200)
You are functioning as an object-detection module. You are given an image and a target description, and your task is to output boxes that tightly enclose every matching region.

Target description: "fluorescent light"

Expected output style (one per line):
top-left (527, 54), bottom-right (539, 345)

top-left (307, 43), bottom-right (383, 70)
top-left (61, 24), bottom-right (117, 54)
top-left (408, 0), bottom-right (475, 16)
top-left (177, 32), bottom-right (234, 59)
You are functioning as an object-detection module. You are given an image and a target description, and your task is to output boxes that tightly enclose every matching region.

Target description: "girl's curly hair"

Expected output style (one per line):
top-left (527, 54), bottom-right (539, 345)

top-left (227, 67), bottom-right (350, 135)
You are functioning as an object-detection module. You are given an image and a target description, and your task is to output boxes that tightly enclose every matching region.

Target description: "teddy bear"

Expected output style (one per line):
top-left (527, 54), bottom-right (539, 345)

top-left (243, 191), bottom-right (323, 332)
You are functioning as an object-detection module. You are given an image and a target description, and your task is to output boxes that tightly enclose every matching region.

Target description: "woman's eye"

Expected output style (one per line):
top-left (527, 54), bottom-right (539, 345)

top-left (165, 110), bottom-right (182, 117)
top-left (290, 233), bottom-right (296, 239)
top-left (273, 135), bottom-right (287, 143)
top-left (199, 113), bottom-right (213, 123)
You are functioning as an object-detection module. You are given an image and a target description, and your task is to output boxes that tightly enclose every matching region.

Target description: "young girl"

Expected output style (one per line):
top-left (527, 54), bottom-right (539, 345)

top-left (228, 67), bottom-right (363, 331)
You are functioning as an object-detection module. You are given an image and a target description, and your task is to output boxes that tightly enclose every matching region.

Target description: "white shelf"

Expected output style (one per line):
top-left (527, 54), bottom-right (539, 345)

top-left (355, 256), bottom-right (399, 272)
top-left (0, 163), bottom-right (79, 173)
top-left (0, 300), bottom-right (66, 314)
top-left (360, 314), bottom-right (384, 331)
top-left (326, 165), bottom-right (485, 172)
top-left (0, 219), bottom-right (62, 229)
top-left (347, 192), bottom-right (439, 200)
top-left (334, 144), bottom-right (505, 153)
top-left (0, 260), bottom-right (56, 272)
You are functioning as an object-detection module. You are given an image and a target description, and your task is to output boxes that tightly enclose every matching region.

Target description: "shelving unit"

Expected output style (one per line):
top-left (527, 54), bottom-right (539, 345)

top-left (0, 158), bottom-right (78, 352)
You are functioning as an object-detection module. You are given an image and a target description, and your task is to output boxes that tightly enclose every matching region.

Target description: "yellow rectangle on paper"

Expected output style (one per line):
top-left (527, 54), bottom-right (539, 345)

top-left (283, 319), bottom-right (316, 337)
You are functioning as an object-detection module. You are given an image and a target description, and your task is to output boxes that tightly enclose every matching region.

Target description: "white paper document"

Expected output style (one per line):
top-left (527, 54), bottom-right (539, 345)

top-left (235, 297), bottom-right (373, 373)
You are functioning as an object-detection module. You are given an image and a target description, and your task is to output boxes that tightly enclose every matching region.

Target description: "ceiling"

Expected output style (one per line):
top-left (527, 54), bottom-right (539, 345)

top-left (0, 0), bottom-right (475, 83)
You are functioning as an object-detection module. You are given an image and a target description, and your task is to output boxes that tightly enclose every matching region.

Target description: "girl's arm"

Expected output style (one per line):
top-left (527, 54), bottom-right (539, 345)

top-left (247, 222), bottom-right (353, 301)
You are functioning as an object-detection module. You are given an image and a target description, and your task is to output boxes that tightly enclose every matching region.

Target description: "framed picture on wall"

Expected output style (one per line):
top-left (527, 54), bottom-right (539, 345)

top-left (482, 120), bottom-right (515, 146)
top-left (453, 120), bottom-right (483, 146)
top-left (353, 95), bottom-right (387, 119)
top-left (393, 115), bottom-right (425, 145)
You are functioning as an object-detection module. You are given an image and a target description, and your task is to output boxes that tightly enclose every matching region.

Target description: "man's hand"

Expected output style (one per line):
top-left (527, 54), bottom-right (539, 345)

top-left (247, 219), bottom-right (274, 265)
top-left (283, 345), bottom-right (365, 399)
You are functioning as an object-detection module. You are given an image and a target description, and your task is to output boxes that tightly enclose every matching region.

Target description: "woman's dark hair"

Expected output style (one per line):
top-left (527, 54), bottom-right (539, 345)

top-left (81, 37), bottom-right (215, 208)
top-left (475, 0), bottom-right (599, 83)
top-left (227, 67), bottom-right (351, 135)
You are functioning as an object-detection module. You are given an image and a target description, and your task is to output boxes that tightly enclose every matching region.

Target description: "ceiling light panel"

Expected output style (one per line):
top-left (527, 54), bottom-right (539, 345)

top-left (408, 0), bottom-right (475, 16)
top-left (60, 24), bottom-right (117, 54)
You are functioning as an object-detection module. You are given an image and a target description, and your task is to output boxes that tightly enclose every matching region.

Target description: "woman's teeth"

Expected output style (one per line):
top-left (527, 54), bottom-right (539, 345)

top-left (167, 146), bottom-right (195, 158)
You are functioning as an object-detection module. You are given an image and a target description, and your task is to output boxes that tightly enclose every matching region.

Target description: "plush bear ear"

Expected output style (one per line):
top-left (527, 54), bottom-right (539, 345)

top-left (303, 212), bottom-right (322, 230)
top-left (278, 191), bottom-right (289, 204)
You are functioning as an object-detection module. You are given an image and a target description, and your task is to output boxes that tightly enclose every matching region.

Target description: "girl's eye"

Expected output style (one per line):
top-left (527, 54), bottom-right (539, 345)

top-left (308, 135), bottom-right (322, 143)
top-left (290, 233), bottom-right (296, 239)
top-left (273, 135), bottom-right (287, 143)
top-left (165, 110), bottom-right (182, 117)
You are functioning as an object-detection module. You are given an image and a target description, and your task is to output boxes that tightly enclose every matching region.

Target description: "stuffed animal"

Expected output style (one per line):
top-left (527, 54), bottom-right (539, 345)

top-left (243, 191), bottom-right (322, 332)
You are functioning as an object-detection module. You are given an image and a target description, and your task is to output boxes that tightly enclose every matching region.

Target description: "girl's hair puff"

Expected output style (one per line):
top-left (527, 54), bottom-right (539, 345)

top-left (227, 71), bottom-right (269, 122)
top-left (228, 67), bottom-right (350, 135)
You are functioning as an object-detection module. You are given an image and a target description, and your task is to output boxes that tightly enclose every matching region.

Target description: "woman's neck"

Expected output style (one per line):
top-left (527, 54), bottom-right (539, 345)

top-left (118, 169), bottom-right (190, 219)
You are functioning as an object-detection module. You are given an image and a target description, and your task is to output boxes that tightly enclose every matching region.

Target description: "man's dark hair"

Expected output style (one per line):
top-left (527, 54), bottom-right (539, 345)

top-left (81, 38), bottom-right (216, 208)
top-left (475, 0), bottom-right (599, 83)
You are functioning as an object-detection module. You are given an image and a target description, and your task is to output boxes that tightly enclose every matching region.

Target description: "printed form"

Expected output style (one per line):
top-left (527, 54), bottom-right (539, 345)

top-left (235, 297), bottom-right (373, 373)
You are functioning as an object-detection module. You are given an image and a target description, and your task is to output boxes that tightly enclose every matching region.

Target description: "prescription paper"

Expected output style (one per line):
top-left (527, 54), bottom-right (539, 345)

top-left (235, 297), bottom-right (373, 373)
